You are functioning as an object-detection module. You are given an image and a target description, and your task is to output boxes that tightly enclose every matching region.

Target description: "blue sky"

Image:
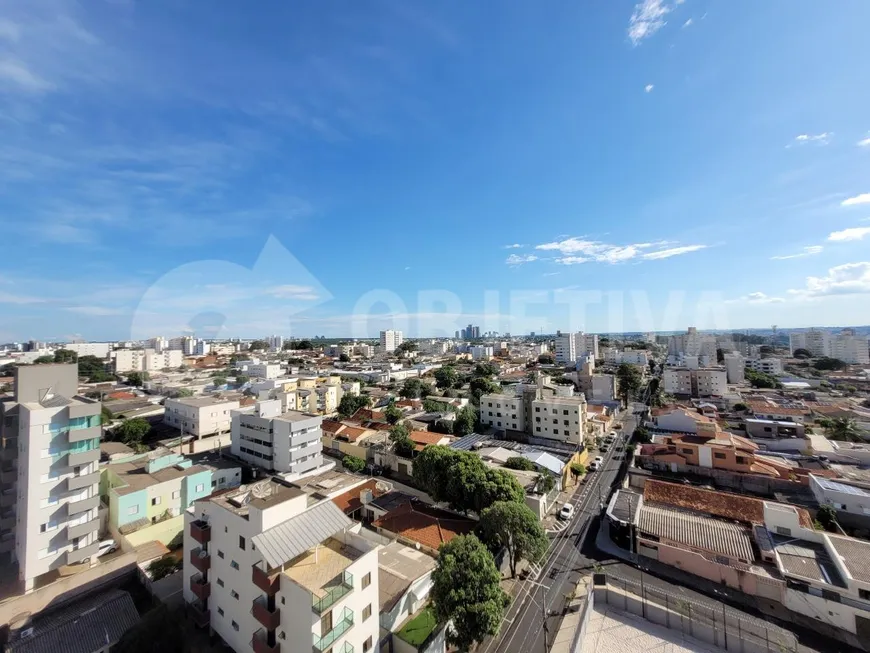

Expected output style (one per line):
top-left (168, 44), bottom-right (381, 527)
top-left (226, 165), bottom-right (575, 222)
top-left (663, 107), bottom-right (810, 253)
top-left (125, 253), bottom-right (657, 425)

top-left (2, 0), bottom-right (870, 341)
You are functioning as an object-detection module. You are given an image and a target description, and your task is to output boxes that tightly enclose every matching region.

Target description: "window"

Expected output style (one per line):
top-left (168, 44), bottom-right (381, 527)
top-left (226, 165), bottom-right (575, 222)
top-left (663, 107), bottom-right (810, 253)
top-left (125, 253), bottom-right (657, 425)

top-left (231, 621), bottom-right (239, 632)
top-left (363, 637), bottom-right (372, 653)
top-left (195, 484), bottom-right (205, 493)
top-left (487, 402), bottom-right (492, 407)
top-left (230, 560), bottom-right (239, 570)
top-left (563, 410), bottom-right (568, 415)
top-left (714, 452), bottom-right (726, 460)
top-left (172, 490), bottom-right (181, 499)
top-left (218, 550), bottom-right (225, 559)
top-left (239, 535), bottom-right (246, 551)
top-left (535, 417), bottom-right (540, 423)
top-left (217, 607), bottom-right (224, 617)
top-left (512, 414), bottom-right (517, 419)
top-left (535, 407), bottom-right (540, 412)
top-left (860, 589), bottom-right (870, 601)
top-left (563, 420), bottom-right (569, 426)
top-left (362, 572), bottom-right (371, 589)
top-left (552, 418), bottom-right (558, 424)
top-left (736, 456), bottom-right (747, 464)
top-left (536, 427), bottom-right (541, 432)
top-left (151, 497), bottom-right (161, 506)
top-left (230, 590), bottom-right (239, 600)
top-left (681, 448), bottom-right (693, 455)
top-left (127, 505), bottom-right (139, 515)
top-left (775, 526), bottom-right (791, 537)
top-left (363, 604), bottom-right (372, 621)
top-left (217, 578), bottom-right (224, 587)
top-left (488, 412), bottom-right (493, 417)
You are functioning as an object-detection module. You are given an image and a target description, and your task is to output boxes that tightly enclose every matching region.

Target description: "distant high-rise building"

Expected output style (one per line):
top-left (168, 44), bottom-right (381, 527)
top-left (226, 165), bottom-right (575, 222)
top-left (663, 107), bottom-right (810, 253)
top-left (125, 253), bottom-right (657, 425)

top-left (265, 335), bottom-right (283, 352)
top-left (380, 330), bottom-right (404, 352)
top-left (455, 330), bottom-right (460, 339)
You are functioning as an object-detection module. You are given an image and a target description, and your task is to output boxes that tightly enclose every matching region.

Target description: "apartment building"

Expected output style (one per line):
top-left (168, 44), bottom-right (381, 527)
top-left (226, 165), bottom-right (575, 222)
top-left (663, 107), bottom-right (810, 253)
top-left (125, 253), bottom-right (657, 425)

top-left (667, 327), bottom-right (717, 360)
top-left (147, 337), bottom-right (169, 353)
top-left (789, 329), bottom-right (831, 357)
top-left (608, 481), bottom-right (870, 640)
top-left (183, 479), bottom-right (381, 653)
top-left (0, 365), bottom-right (102, 591)
top-left (480, 374), bottom-right (587, 445)
top-left (379, 330), bottom-right (403, 353)
top-left (723, 354), bottom-right (745, 384)
top-left (164, 397), bottom-right (240, 438)
top-left (830, 329), bottom-right (870, 365)
top-left (746, 358), bottom-right (783, 375)
top-left (113, 348), bottom-right (184, 373)
top-left (265, 335), bottom-right (284, 352)
top-left (64, 342), bottom-right (112, 358)
top-left (663, 367), bottom-right (727, 397)
top-left (102, 450), bottom-right (241, 547)
top-left (470, 345), bottom-right (494, 360)
top-left (554, 332), bottom-right (599, 364)
top-left (231, 402), bottom-right (324, 477)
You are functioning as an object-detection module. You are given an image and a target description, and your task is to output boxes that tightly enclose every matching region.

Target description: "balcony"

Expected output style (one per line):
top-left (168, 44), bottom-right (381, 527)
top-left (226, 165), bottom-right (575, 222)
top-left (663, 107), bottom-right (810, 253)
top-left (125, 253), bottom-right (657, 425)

top-left (313, 607), bottom-right (354, 653)
top-left (252, 562), bottom-right (281, 595)
top-left (66, 495), bottom-right (99, 516)
top-left (189, 547), bottom-right (210, 573)
top-left (290, 442), bottom-right (322, 463)
top-left (0, 491), bottom-right (16, 508)
top-left (0, 467), bottom-right (16, 484)
top-left (189, 600), bottom-right (210, 628)
top-left (312, 571), bottom-right (354, 614)
top-left (252, 596), bottom-right (281, 630)
top-left (253, 628), bottom-right (280, 653)
top-left (67, 518), bottom-right (99, 540)
top-left (68, 425), bottom-right (101, 444)
top-left (190, 519), bottom-right (211, 544)
top-left (67, 471), bottom-right (99, 491)
top-left (0, 538), bottom-right (13, 554)
top-left (336, 643), bottom-right (354, 653)
top-left (66, 542), bottom-right (99, 565)
top-left (190, 573), bottom-right (211, 601)
top-left (0, 511), bottom-right (15, 530)
top-left (68, 449), bottom-right (100, 467)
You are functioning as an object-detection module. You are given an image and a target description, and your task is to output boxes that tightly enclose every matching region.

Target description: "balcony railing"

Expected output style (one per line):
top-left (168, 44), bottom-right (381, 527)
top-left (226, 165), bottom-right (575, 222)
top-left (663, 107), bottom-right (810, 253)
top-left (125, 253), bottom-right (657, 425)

top-left (252, 562), bottom-right (281, 595)
top-left (190, 547), bottom-right (210, 573)
top-left (312, 571), bottom-right (354, 614)
top-left (252, 595), bottom-right (281, 630)
top-left (66, 542), bottom-right (99, 565)
top-left (68, 448), bottom-right (100, 467)
top-left (67, 471), bottom-right (100, 491)
top-left (66, 495), bottom-right (99, 516)
top-left (190, 573), bottom-right (211, 601)
top-left (68, 425), bottom-right (101, 443)
top-left (313, 607), bottom-right (354, 653)
top-left (253, 628), bottom-right (280, 653)
top-left (190, 519), bottom-right (211, 544)
top-left (336, 643), bottom-right (353, 653)
top-left (0, 491), bottom-right (15, 508)
top-left (67, 518), bottom-right (99, 540)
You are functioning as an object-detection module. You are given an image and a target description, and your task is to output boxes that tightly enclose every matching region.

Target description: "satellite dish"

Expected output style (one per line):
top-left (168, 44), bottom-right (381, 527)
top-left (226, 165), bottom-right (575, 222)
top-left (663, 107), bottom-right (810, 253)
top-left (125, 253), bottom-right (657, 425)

top-left (250, 480), bottom-right (273, 499)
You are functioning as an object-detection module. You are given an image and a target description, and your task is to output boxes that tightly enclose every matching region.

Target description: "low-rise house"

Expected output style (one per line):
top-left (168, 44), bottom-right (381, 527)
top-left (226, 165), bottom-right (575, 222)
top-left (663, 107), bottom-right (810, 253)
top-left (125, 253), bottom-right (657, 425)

top-left (331, 478), bottom-right (393, 520)
top-left (744, 398), bottom-right (809, 424)
top-left (648, 406), bottom-right (716, 434)
top-left (372, 499), bottom-right (475, 556)
top-left (809, 474), bottom-right (870, 520)
top-left (744, 418), bottom-right (809, 452)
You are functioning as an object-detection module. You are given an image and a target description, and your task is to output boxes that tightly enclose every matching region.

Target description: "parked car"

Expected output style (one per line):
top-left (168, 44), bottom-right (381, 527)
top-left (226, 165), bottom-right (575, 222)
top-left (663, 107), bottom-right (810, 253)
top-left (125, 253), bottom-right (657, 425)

top-left (594, 456), bottom-right (604, 465)
top-left (559, 503), bottom-right (575, 520)
top-left (96, 539), bottom-right (118, 558)
top-left (588, 461), bottom-right (600, 471)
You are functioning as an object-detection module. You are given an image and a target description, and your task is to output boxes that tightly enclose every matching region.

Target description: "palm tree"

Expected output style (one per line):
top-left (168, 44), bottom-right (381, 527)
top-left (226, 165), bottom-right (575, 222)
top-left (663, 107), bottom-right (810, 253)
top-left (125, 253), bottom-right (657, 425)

top-left (827, 417), bottom-right (862, 442)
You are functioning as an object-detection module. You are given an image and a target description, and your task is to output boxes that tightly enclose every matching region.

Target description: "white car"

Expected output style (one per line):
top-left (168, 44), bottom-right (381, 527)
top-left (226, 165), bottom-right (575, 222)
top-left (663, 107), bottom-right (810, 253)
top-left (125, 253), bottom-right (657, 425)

top-left (95, 539), bottom-right (118, 558)
top-left (588, 461), bottom-right (600, 471)
top-left (559, 504), bottom-right (575, 520)
top-left (594, 456), bottom-right (604, 466)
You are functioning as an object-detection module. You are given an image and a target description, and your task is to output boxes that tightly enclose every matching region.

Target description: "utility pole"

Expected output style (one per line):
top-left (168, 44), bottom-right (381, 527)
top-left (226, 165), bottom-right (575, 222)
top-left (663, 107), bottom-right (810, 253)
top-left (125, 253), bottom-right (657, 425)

top-left (526, 578), bottom-right (551, 653)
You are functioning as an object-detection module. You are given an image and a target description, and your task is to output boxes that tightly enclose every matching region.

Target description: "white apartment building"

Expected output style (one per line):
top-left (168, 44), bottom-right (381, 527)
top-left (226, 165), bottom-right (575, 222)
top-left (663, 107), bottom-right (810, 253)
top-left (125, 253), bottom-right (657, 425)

top-left (604, 349), bottom-right (649, 366)
top-left (112, 348), bottom-right (183, 373)
top-left (379, 330), bottom-right (403, 353)
top-left (246, 363), bottom-right (282, 380)
top-left (147, 336), bottom-right (169, 353)
top-left (555, 332), bottom-right (600, 364)
top-left (723, 353), bottom-right (746, 384)
top-left (183, 480), bottom-right (381, 653)
top-left (663, 367), bottom-right (727, 397)
top-left (231, 402), bottom-right (324, 477)
top-left (63, 342), bottom-right (111, 358)
top-left (667, 327), bottom-right (717, 360)
top-left (164, 397), bottom-right (240, 438)
top-left (195, 341), bottom-right (211, 356)
top-left (789, 329), bottom-right (831, 358)
top-left (354, 344), bottom-right (375, 358)
top-left (266, 335), bottom-right (284, 352)
top-left (470, 345), bottom-right (494, 360)
top-left (831, 330), bottom-right (870, 365)
top-left (746, 358), bottom-right (783, 375)
top-left (2, 365), bottom-right (102, 591)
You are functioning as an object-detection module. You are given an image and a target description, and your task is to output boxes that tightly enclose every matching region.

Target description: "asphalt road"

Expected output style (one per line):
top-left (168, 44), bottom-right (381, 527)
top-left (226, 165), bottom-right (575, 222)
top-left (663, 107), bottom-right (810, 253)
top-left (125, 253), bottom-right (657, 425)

top-left (482, 405), bottom-right (641, 653)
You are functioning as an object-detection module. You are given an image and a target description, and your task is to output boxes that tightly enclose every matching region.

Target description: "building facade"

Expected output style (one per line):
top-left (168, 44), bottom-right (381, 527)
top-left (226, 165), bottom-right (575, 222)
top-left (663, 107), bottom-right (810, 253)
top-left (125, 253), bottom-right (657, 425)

top-left (231, 402), bottom-right (324, 476)
top-left (379, 331), bottom-right (403, 353)
top-left (164, 397), bottom-right (240, 438)
top-left (663, 367), bottom-right (727, 397)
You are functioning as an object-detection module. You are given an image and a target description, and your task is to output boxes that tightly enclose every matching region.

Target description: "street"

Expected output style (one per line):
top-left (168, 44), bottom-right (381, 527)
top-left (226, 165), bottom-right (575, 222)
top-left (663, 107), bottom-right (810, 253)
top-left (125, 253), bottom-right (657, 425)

top-left (482, 404), bottom-right (642, 653)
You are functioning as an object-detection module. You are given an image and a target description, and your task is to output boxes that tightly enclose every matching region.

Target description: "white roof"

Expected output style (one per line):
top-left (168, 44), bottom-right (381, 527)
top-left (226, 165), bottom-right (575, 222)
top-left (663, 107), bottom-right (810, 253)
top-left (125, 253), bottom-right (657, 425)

top-left (522, 450), bottom-right (565, 476)
top-left (252, 501), bottom-right (352, 569)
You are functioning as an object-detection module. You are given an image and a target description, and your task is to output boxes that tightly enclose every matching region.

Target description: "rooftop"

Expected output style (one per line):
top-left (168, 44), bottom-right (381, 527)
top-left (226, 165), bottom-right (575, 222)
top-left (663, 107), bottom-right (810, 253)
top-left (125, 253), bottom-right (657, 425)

top-left (827, 535), bottom-right (870, 584)
top-left (168, 396), bottom-right (238, 407)
top-left (210, 478), bottom-right (306, 517)
top-left (814, 477), bottom-right (870, 497)
top-left (372, 499), bottom-right (476, 551)
top-left (283, 537), bottom-right (363, 596)
top-left (291, 469), bottom-right (369, 502)
top-left (378, 541), bottom-right (437, 612)
top-left (638, 503), bottom-right (755, 562)
top-left (581, 604), bottom-right (722, 653)
top-left (331, 478), bottom-right (392, 515)
top-left (108, 459), bottom-right (210, 495)
top-left (253, 500), bottom-right (353, 569)
top-left (772, 536), bottom-right (846, 587)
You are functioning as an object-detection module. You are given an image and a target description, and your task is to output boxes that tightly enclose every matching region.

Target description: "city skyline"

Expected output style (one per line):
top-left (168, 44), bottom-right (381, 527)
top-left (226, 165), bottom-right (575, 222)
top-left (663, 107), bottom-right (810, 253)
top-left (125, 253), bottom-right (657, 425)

top-left (2, 1), bottom-right (870, 340)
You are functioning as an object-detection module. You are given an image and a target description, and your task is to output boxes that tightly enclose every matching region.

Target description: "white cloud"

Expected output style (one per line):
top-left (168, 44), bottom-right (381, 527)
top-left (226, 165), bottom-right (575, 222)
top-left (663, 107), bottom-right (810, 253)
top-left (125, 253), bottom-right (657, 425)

top-left (682, 18), bottom-right (693, 28)
top-left (266, 285), bottom-right (320, 300)
top-left (504, 243), bottom-right (524, 249)
top-left (857, 137), bottom-right (870, 148)
top-left (0, 291), bottom-right (46, 304)
top-left (506, 254), bottom-right (538, 266)
top-left (628, 0), bottom-right (672, 45)
top-left (0, 59), bottom-right (53, 92)
top-left (841, 193), bottom-right (870, 207)
top-left (789, 132), bottom-right (831, 147)
top-left (64, 305), bottom-right (126, 316)
top-left (789, 262), bottom-right (870, 297)
top-left (0, 19), bottom-right (20, 42)
top-left (828, 226), bottom-right (870, 242)
top-left (537, 237), bottom-right (706, 264)
top-left (747, 292), bottom-right (785, 304)
top-left (644, 84), bottom-right (654, 93)
top-left (770, 245), bottom-right (823, 260)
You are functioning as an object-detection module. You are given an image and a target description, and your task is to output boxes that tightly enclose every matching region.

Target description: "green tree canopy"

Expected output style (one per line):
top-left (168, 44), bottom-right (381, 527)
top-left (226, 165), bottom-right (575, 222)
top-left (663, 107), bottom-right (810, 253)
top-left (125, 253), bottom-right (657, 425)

top-left (339, 353), bottom-right (350, 362)
top-left (504, 456), bottom-right (535, 471)
top-left (792, 348), bottom-right (812, 359)
top-left (633, 425), bottom-right (651, 443)
top-left (616, 363), bottom-right (643, 405)
top-left (537, 353), bottom-right (555, 365)
top-left (114, 604), bottom-right (186, 653)
top-left (53, 348), bottom-right (77, 364)
top-left (434, 365), bottom-right (459, 389)
top-left (389, 423), bottom-right (415, 458)
top-left (478, 501), bottom-right (548, 578)
top-left (431, 535), bottom-right (510, 651)
top-left (148, 556), bottom-right (181, 581)
top-left (342, 455), bottom-right (366, 473)
top-left (469, 377), bottom-right (498, 404)
top-left (826, 417), bottom-right (862, 442)
top-left (473, 362), bottom-right (499, 378)
top-left (115, 417), bottom-right (151, 446)
top-left (746, 369), bottom-right (781, 389)
top-left (175, 388), bottom-right (194, 398)
top-left (248, 339), bottom-right (269, 351)
top-left (338, 393), bottom-right (370, 418)
top-left (400, 378), bottom-right (430, 399)
top-left (126, 371), bottom-right (149, 387)
top-left (100, 405), bottom-right (114, 425)
top-left (33, 355), bottom-right (55, 364)
top-left (77, 355), bottom-right (114, 382)
top-left (397, 341), bottom-right (418, 354)
top-left (423, 397), bottom-right (454, 414)
top-left (453, 405), bottom-right (477, 436)
top-left (384, 404), bottom-right (404, 425)
top-left (570, 462), bottom-right (586, 477)
top-left (815, 357), bottom-right (846, 371)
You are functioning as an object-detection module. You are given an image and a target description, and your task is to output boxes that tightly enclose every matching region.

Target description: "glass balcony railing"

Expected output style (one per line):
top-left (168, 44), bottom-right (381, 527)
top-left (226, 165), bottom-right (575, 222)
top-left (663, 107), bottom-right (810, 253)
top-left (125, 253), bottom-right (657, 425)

top-left (312, 607), bottom-right (353, 653)
top-left (312, 571), bottom-right (353, 614)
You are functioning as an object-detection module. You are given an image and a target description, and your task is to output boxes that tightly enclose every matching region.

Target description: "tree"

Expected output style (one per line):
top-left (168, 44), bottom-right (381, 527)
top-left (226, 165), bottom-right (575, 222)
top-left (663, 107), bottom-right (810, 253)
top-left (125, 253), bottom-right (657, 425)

top-left (746, 369), bottom-right (781, 389)
top-left (434, 366), bottom-right (459, 389)
top-left (54, 348), bottom-right (77, 364)
top-left (536, 473), bottom-right (555, 494)
top-left (235, 374), bottom-right (250, 385)
top-left (175, 388), bottom-right (194, 398)
top-left (114, 604), bottom-right (186, 653)
top-left (570, 462), bottom-right (586, 477)
top-left (148, 556), bottom-right (181, 581)
top-left (33, 355), bottom-right (55, 364)
top-left (473, 469), bottom-right (525, 514)
top-left (792, 348), bottom-right (812, 359)
top-left (478, 501), bottom-right (548, 578)
top-left (397, 341), bottom-right (418, 354)
top-left (77, 355), bottom-right (114, 382)
top-left (211, 376), bottom-right (227, 387)
top-left (716, 348), bottom-right (725, 364)
top-left (338, 394), bottom-right (370, 418)
top-left (537, 353), bottom-right (555, 365)
top-left (339, 353), bottom-right (350, 362)
top-left (431, 535), bottom-right (510, 651)
top-left (423, 398), bottom-right (454, 414)
top-left (633, 426), bottom-right (651, 443)
top-left (469, 377), bottom-right (498, 405)
top-left (384, 404), bottom-right (403, 425)
top-left (616, 363), bottom-right (642, 406)
top-left (101, 405), bottom-right (114, 425)
top-left (342, 455), bottom-right (366, 473)
top-left (413, 445), bottom-right (457, 501)
top-left (733, 402), bottom-right (748, 412)
top-left (454, 405), bottom-right (477, 436)
top-left (127, 371), bottom-right (149, 387)
top-left (473, 362), bottom-right (498, 378)
top-left (504, 456), bottom-right (535, 471)
top-left (648, 359), bottom-right (657, 376)
top-left (400, 378), bottom-right (429, 399)
top-left (389, 424), bottom-right (415, 458)
top-left (816, 505), bottom-right (839, 532)
top-left (827, 417), bottom-right (862, 442)
top-left (248, 339), bottom-right (269, 351)
top-left (815, 357), bottom-right (846, 371)
top-left (115, 417), bottom-right (151, 446)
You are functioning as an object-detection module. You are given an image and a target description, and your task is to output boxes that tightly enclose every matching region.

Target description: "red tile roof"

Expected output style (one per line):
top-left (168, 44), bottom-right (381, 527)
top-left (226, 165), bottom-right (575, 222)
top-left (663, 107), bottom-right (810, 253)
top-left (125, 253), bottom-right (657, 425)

top-left (108, 391), bottom-right (136, 400)
top-left (745, 401), bottom-right (808, 417)
top-left (331, 479), bottom-right (388, 515)
top-left (372, 500), bottom-right (476, 551)
top-left (352, 408), bottom-right (386, 422)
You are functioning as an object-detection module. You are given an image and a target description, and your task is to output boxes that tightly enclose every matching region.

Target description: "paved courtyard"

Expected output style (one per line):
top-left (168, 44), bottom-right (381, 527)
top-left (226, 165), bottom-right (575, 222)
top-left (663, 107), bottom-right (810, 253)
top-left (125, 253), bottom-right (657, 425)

top-left (582, 604), bottom-right (724, 653)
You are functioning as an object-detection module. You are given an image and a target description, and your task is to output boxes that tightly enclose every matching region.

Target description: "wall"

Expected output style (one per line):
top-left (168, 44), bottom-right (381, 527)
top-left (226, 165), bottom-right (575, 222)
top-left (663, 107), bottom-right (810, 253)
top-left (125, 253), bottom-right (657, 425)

top-left (630, 464), bottom-right (814, 500)
top-left (122, 514), bottom-right (185, 548)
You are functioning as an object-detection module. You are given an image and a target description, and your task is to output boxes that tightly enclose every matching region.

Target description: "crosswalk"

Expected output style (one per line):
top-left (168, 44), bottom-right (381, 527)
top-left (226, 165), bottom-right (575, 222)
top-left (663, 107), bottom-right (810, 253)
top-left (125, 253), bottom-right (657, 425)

top-left (546, 518), bottom-right (570, 535)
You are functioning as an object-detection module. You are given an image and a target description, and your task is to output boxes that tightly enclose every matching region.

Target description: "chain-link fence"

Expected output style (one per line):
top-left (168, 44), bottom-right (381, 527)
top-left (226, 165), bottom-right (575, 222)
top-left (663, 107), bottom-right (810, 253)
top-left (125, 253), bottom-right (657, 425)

top-left (596, 572), bottom-right (799, 653)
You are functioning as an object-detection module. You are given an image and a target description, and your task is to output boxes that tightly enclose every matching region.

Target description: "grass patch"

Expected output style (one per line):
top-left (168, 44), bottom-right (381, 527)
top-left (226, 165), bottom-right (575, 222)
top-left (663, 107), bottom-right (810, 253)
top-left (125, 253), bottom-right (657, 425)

top-left (396, 606), bottom-right (438, 647)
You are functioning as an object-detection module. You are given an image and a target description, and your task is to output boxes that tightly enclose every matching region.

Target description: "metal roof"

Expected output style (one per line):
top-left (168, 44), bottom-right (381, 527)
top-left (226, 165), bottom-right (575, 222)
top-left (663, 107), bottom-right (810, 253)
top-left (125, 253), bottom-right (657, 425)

top-left (638, 504), bottom-right (756, 562)
top-left (252, 500), bottom-right (353, 569)
top-left (7, 589), bottom-right (139, 653)
top-left (521, 450), bottom-right (564, 476)
top-left (815, 478), bottom-right (870, 497)
top-left (827, 535), bottom-right (870, 584)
